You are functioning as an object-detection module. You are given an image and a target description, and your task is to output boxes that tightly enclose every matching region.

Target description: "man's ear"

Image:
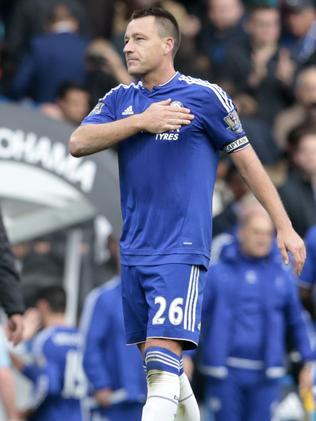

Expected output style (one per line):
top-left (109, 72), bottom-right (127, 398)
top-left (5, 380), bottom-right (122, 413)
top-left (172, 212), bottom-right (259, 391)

top-left (163, 37), bottom-right (175, 55)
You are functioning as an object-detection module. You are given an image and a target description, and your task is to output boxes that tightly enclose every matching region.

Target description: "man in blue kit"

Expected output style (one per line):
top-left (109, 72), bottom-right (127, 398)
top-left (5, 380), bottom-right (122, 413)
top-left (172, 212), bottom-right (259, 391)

top-left (300, 225), bottom-right (316, 318)
top-left (13, 286), bottom-right (87, 421)
top-left (69, 7), bottom-right (306, 421)
top-left (80, 275), bottom-right (146, 420)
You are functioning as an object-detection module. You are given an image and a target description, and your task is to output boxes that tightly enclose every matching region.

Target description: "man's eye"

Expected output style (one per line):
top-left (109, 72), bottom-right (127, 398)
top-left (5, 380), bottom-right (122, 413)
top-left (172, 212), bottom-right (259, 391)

top-left (136, 37), bottom-right (144, 41)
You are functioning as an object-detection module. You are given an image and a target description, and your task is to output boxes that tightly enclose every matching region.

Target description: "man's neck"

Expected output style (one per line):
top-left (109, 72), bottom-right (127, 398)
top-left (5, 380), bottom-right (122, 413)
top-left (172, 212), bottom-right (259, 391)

top-left (44, 313), bottom-right (66, 327)
top-left (141, 65), bottom-right (177, 90)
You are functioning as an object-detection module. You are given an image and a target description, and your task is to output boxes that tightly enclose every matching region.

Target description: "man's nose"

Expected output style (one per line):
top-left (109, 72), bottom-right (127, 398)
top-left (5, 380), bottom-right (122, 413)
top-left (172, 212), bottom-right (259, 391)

top-left (123, 40), bottom-right (133, 53)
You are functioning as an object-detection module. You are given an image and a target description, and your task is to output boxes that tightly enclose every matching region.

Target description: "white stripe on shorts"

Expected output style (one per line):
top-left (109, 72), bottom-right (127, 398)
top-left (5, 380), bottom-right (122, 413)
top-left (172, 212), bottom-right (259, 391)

top-left (184, 266), bottom-right (199, 331)
top-left (191, 267), bottom-right (200, 332)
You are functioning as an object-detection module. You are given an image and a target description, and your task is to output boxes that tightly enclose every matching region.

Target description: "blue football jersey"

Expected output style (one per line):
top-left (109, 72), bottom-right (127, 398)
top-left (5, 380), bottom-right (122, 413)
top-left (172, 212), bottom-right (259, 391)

top-left (22, 326), bottom-right (86, 421)
top-left (82, 72), bottom-right (249, 268)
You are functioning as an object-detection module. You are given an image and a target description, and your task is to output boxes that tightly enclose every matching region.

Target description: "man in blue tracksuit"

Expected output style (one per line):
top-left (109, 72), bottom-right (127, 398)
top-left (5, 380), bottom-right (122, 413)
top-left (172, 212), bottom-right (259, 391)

top-left (200, 205), bottom-right (313, 421)
top-left (299, 225), bottom-right (316, 322)
top-left (80, 276), bottom-right (146, 421)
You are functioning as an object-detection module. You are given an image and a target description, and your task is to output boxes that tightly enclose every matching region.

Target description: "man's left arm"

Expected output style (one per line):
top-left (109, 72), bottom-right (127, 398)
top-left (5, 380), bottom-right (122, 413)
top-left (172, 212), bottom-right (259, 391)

top-left (231, 145), bottom-right (306, 275)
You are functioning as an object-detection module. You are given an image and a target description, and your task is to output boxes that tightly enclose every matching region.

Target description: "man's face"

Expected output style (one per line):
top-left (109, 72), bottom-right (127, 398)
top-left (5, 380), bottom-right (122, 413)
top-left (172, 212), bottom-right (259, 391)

top-left (123, 16), bottom-right (170, 76)
top-left (58, 89), bottom-right (89, 125)
top-left (247, 9), bottom-right (280, 47)
top-left (296, 70), bottom-right (316, 105)
top-left (239, 214), bottom-right (274, 258)
top-left (208, 0), bottom-right (243, 31)
top-left (294, 135), bottom-right (316, 177)
top-left (286, 8), bottom-right (315, 38)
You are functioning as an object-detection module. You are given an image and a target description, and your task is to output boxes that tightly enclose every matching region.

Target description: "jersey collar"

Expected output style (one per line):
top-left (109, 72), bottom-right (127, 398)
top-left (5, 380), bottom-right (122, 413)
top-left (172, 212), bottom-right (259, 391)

top-left (139, 71), bottom-right (180, 95)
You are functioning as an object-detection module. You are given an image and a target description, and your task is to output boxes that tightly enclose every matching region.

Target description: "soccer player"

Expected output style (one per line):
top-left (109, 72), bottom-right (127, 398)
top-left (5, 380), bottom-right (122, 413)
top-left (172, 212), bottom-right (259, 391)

top-left (69, 7), bottom-right (306, 420)
top-left (12, 286), bottom-right (86, 421)
top-left (80, 275), bottom-right (146, 420)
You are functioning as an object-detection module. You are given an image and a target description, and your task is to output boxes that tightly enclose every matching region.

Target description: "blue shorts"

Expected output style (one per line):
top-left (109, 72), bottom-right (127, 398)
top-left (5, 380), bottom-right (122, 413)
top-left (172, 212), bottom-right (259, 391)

top-left (121, 264), bottom-right (206, 350)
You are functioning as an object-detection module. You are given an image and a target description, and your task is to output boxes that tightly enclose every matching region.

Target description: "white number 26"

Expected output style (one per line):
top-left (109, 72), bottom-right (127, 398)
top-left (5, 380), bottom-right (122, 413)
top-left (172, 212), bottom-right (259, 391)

top-left (152, 296), bottom-right (184, 326)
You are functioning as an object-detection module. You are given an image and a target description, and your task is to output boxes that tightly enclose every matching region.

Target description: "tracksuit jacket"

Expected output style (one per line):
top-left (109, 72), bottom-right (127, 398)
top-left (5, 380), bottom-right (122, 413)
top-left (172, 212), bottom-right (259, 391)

top-left (199, 241), bottom-right (313, 378)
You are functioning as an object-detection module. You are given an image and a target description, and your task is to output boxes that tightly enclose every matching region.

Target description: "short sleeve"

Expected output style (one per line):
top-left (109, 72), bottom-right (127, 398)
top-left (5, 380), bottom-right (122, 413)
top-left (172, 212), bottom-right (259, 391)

top-left (81, 87), bottom-right (118, 125)
top-left (200, 84), bottom-right (249, 154)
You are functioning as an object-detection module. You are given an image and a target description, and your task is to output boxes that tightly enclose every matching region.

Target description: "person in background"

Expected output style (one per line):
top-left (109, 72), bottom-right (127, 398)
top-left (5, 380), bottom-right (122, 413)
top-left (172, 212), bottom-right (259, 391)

top-left (85, 38), bottom-right (134, 107)
top-left (0, 324), bottom-right (21, 421)
top-left (198, 0), bottom-right (246, 80)
top-left (10, 3), bottom-right (88, 103)
top-left (278, 124), bottom-right (316, 237)
top-left (80, 235), bottom-right (146, 420)
top-left (81, 277), bottom-right (146, 420)
top-left (282, 0), bottom-right (316, 69)
top-left (12, 286), bottom-right (86, 421)
top-left (40, 82), bottom-right (90, 125)
top-left (0, 209), bottom-right (24, 346)
top-left (299, 225), bottom-right (316, 319)
top-left (274, 66), bottom-right (316, 151)
top-left (212, 163), bottom-right (249, 238)
top-left (200, 203), bottom-right (313, 421)
top-left (6, 0), bottom-right (88, 57)
top-left (222, 5), bottom-right (292, 125)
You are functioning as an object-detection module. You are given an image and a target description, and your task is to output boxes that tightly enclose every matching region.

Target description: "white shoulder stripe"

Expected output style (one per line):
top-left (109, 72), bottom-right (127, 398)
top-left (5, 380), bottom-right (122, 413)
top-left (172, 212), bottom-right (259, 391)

top-left (178, 75), bottom-right (234, 113)
top-left (99, 82), bottom-right (141, 103)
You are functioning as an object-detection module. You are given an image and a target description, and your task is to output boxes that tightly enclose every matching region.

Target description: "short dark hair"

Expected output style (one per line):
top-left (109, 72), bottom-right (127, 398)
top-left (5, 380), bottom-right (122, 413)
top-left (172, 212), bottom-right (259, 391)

top-left (288, 124), bottom-right (316, 151)
top-left (57, 81), bottom-right (87, 100)
top-left (36, 285), bottom-right (66, 313)
top-left (130, 7), bottom-right (181, 56)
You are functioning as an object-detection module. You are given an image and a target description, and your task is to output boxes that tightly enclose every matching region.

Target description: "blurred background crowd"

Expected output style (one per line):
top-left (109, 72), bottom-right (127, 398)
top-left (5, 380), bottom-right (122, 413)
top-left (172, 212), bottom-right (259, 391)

top-left (1, 0), bottom-right (316, 420)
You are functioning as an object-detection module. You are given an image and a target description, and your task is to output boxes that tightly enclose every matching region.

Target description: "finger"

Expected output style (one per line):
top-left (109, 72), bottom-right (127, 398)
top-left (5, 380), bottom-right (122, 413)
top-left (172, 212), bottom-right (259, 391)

top-left (278, 243), bottom-right (289, 266)
top-left (170, 107), bottom-right (193, 115)
top-left (164, 124), bottom-right (181, 131)
top-left (158, 98), bottom-right (172, 105)
top-left (293, 250), bottom-right (304, 276)
top-left (168, 118), bottom-right (192, 126)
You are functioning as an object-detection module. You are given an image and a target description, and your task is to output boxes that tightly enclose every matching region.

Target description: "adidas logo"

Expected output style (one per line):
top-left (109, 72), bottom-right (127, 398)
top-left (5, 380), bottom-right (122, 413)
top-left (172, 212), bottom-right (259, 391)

top-left (122, 105), bottom-right (134, 115)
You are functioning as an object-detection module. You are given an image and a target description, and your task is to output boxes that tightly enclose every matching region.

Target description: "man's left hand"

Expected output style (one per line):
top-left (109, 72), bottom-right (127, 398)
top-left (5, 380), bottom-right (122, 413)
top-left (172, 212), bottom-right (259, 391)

top-left (276, 226), bottom-right (306, 276)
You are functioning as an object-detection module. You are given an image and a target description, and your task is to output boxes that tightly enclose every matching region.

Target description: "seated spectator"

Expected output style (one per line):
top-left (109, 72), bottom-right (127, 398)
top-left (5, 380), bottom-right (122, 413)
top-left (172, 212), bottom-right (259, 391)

top-left (198, 0), bottom-right (246, 80)
top-left (10, 3), bottom-right (88, 103)
top-left (278, 124), bottom-right (316, 237)
top-left (282, 0), bottom-right (316, 69)
top-left (233, 91), bottom-right (282, 164)
top-left (200, 203), bottom-right (313, 421)
top-left (40, 82), bottom-right (90, 126)
top-left (274, 66), bottom-right (316, 150)
top-left (12, 286), bottom-right (86, 421)
top-left (222, 5), bottom-right (292, 125)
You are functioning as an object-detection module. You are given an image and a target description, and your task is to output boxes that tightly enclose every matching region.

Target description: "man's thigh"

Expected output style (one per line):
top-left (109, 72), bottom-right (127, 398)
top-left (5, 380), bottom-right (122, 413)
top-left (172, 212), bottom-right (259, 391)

top-left (246, 378), bottom-right (280, 421)
top-left (204, 377), bottom-right (242, 421)
top-left (121, 264), bottom-right (206, 350)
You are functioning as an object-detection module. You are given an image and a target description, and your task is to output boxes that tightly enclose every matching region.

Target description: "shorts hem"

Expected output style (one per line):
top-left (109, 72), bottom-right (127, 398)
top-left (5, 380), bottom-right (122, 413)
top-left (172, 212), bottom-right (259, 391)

top-left (126, 334), bottom-right (198, 350)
